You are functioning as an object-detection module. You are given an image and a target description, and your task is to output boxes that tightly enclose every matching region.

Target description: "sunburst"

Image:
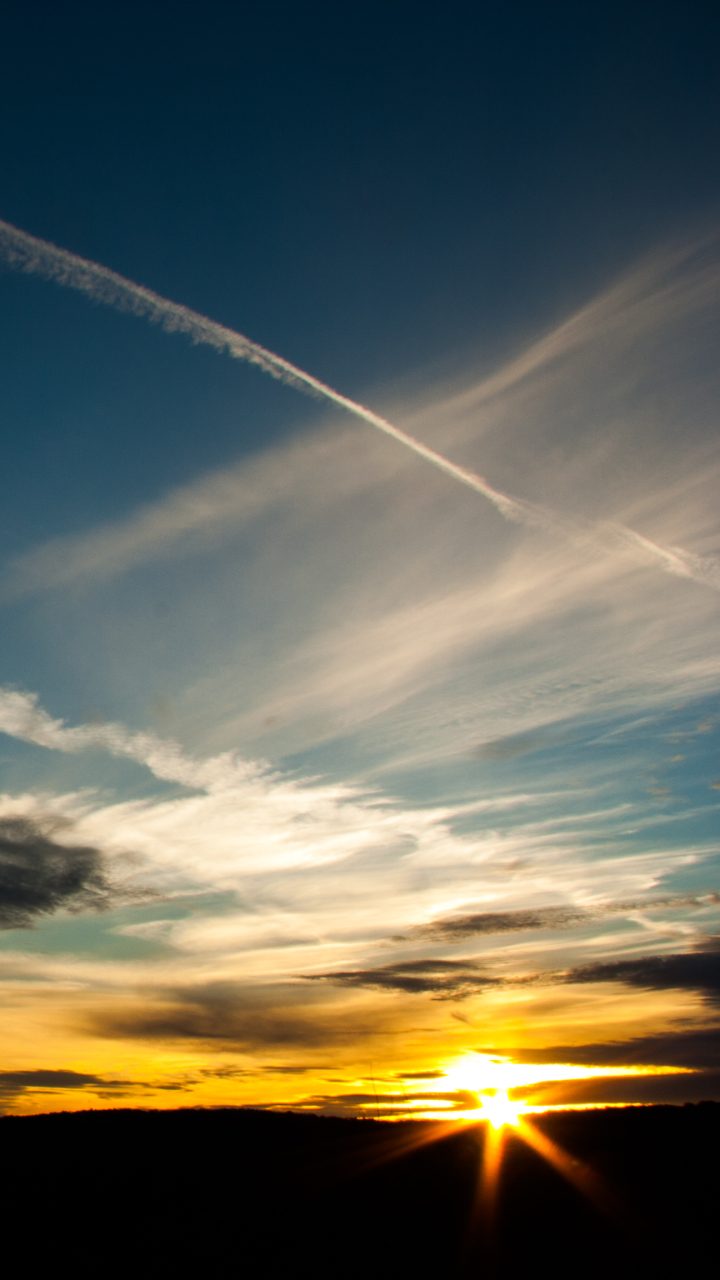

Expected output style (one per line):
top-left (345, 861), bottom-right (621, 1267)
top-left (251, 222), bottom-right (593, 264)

top-left (479, 1089), bottom-right (523, 1130)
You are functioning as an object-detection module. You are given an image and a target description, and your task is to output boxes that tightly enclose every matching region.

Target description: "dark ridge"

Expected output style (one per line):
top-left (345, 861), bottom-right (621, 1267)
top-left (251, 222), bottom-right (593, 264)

top-left (1, 1104), bottom-right (717, 1278)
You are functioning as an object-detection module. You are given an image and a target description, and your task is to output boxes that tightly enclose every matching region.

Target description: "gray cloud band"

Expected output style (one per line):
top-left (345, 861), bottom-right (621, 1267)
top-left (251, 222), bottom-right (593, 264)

top-left (392, 893), bottom-right (720, 943)
top-left (491, 1027), bottom-right (720, 1069)
top-left (311, 939), bottom-right (720, 1002)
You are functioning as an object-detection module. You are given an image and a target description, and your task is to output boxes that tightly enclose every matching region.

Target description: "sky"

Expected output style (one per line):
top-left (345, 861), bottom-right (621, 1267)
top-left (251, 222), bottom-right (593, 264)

top-left (0, 1), bottom-right (719, 1119)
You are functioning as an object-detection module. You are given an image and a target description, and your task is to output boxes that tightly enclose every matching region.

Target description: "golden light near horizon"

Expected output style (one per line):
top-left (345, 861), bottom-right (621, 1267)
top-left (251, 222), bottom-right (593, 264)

top-left (445, 1051), bottom-right (682, 1095)
top-left (478, 1090), bottom-right (523, 1130)
top-left (395, 1051), bottom-right (690, 1123)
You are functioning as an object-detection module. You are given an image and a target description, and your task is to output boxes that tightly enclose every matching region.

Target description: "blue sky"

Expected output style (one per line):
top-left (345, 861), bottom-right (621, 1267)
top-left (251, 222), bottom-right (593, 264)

top-left (0, 2), bottom-right (719, 1116)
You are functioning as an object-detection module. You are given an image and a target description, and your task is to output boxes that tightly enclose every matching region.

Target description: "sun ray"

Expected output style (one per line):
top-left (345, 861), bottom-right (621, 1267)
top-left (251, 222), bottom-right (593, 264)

top-left (479, 1120), bottom-right (505, 1209)
top-left (512, 1117), bottom-right (629, 1225)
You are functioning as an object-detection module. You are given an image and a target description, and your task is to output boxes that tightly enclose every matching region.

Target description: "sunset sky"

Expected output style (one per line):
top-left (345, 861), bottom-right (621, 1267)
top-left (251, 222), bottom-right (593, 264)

top-left (0, 3), bottom-right (719, 1119)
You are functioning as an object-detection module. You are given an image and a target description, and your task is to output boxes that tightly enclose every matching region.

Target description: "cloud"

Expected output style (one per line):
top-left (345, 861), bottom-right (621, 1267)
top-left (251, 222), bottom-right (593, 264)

top-left (488, 1027), bottom-right (720, 1069)
top-left (7, 685), bottom-right (704, 918)
top-left (395, 1069), bottom-right (447, 1079)
top-left (85, 981), bottom-right (405, 1050)
top-left (306, 938), bottom-right (720, 1015)
top-left (285, 1088), bottom-right (478, 1116)
top-left (309, 958), bottom-right (502, 1000)
top-left (0, 817), bottom-right (116, 927)
top-left (472, 733), bottom-right (558, 761)
top-left (564, 941), bottom-right (720, 1005)
top-left (0, 209), bottom-right (719, 1106)
top-left (510, 1071), bottom-right (720, 1106)
top-left (395, 906), bottom-right (589, 943)
top-left (0, 685), bottom-right (252, 789)
top-left (1, 216), bottom-right (719, 603)
top-left (3, 227), bottom-right (720, 785)
top-left (0, 218), bottom-right (321, 396)
top-left (0, 1069), bottom-right (135, 1103)
top-left (0, 218), bottom-right (577, 542)
top-left (0, 423), bottom-right (403, 597)
top-left (396, 894), bottom-right (720, 944)
top-left (2, 685), bottom-right (717, 1046)
top-left (311, 935), bottom-right (720, 1009)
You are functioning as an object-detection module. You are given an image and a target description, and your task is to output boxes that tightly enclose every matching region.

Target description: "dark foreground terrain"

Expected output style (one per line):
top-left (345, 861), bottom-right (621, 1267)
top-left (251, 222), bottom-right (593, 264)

top-left (1, 1103), bottom-right (717, 1277)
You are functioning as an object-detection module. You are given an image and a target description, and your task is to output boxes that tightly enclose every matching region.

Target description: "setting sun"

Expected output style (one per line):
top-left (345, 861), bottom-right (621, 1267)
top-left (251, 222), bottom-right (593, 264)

top-left (479, 1090), bottom-right (523, 1130)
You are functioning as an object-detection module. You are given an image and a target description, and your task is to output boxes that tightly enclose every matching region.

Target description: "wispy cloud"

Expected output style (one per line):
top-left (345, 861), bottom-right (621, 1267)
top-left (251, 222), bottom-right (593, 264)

top-left (1, 221), bottom-right (720, 1105)
top-left (502, 1028), bottom-right (720, 1069)
top-left (84, 979), bottom-right (409, 1051)
top-left (2, 685), bottom-right (714, 1010)
top-left (564, 941), bottom-right (720, 1005)
top-left (308, 957), bottom-right (502, 1000)
top-left (395, 894), bottom-right (720, 944)
top-left (1, 685), bottom-right (708, 910)
top-left (308, 937), bottom-right (720, 1008)
top-left (509, 1072), bottom-right (719, 1106)
top-left (1, 217), bottom-right (718, 592)
top-left (0, 228), bottom-right (718, 789)
top-left (0, 1068), bottom-right (136, 1104)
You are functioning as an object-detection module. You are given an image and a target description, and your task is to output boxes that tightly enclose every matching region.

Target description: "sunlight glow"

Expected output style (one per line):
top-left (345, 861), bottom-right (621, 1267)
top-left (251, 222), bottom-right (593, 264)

top-left (479, 1090), bottom-right (523, 1129)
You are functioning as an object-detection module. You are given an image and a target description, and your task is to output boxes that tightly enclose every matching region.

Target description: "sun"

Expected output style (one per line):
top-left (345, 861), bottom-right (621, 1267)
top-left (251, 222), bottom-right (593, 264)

top-left (479, 1090), bottom-right (523, 1130)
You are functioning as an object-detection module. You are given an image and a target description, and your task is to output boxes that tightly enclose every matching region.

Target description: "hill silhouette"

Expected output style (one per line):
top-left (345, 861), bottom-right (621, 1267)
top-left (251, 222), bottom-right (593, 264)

top-left (1, 1103), bottom-right (716, 1277)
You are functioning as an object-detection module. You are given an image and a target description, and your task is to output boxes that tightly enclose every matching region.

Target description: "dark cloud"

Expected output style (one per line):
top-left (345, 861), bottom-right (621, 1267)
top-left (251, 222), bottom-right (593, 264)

top-left (393, 893), bottom-right (720, 944)
top-left (395, 1070), bottom-right (447, 1080)
top-left (395, 906), bottom-right (588, 943)
top-left (510, 1071), bottom-right (720, 1106)
top-left (0, 1068), bottom-right (135, 1103)
top-left (309, 958), bottom-right (502, 1000)
top-left (471, 733), bottom-right (554, 761)
top-left (86, 941), bottom-right (720, 1057)
top-left (89, 963), bottom-right (503, 1051)
top-left (261, 1065), bottom-right (318, 1075)
top-left (0, 817), bottom-right (115, 927)
top-left (87, 980), bottom-right (405, 1048)
top-left (610, 893), bottom-right (720, 914)
top-left (397, 1090), bottom-right (478, 1109)
top-left (198, 1065), bottom-right (254, 1078)
top-left (480, 1026), bottom-right (720, 1070)
top-left (287, 1089), bottom-right (479, 1117)
top-left (564, 941), bottom-right (720, 1005)
top-left (307, 935), bottom-right (720, 1016)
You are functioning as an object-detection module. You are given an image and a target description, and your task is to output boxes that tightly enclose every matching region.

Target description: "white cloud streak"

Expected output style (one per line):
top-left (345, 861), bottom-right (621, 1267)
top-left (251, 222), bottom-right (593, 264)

top-left (1, 684), bottom-right (711, 987)
top-left (1, 217), bottom-right (717, 591)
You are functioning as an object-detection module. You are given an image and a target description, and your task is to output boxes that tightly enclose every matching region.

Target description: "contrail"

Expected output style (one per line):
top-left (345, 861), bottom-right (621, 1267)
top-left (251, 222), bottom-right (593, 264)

top-left (1, 217), bottom-right (718, 590)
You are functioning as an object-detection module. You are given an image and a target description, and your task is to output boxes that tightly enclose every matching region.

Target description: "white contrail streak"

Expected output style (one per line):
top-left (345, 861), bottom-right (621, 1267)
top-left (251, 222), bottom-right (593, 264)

top-left (1, 217), bottom-right (718, 591)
